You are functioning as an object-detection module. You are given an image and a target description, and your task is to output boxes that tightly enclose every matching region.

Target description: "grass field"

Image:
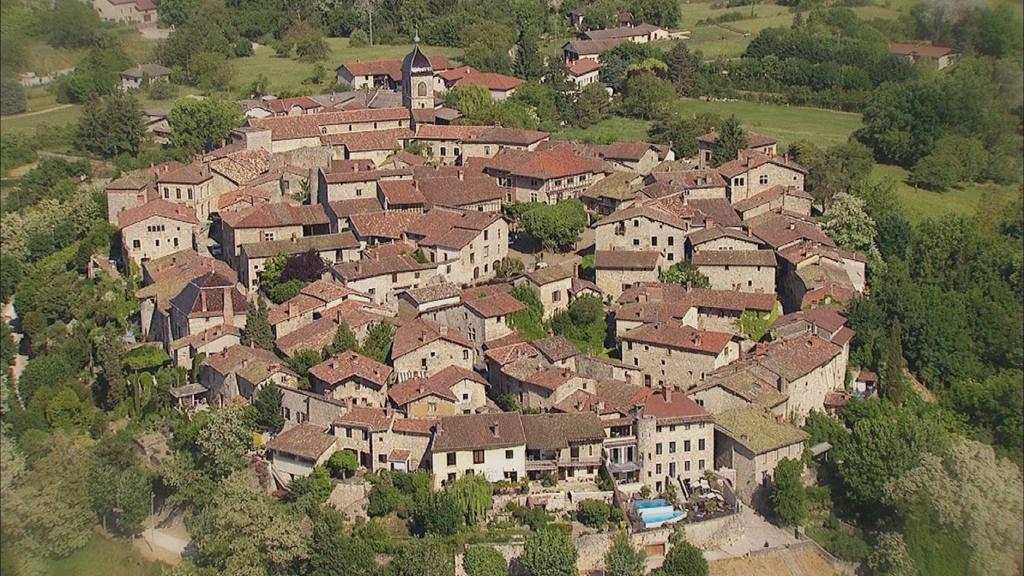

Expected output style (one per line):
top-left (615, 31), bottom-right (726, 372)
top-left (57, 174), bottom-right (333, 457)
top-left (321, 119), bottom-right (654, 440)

top-left (232, 39), bottom-right (463, 96)
top-left (39, 536), bottom-right (167, 576)
top-left (871, 164), bottom-right (1023, 222)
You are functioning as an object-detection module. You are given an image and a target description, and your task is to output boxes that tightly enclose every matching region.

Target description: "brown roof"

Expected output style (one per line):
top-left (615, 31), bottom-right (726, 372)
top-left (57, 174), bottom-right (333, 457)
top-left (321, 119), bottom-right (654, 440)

top-left (210, 149), bottom-right (271, 185)
top-left (107, 176), bottom-right (149, 191)
top-left (348, 211), bottom-right (422, 240)
top-left (391, 318), bottom-right (473, 359)
top-left (715, 408), bottom-right (808, 454)
top-left (523, 264), bottom-right (575, 286)
top-left (718, 151), bottom-right (806, 179)
top-left (416, 176), bottom-right (505, 208)
top-left (220, 203), bottom-right (329, 229)
top-left (122, 63), bottom-right (171, 78)
top-left (247, 108), bottom-right (410, 140)
top-left (581, 171), bottom-right (644, 202)
top-left (484, 145), bottom-right (604, 180)
top-left (484, 340), bottom-right (539, 367)
top-left (266, 424), bottom-right (336, 460)
top-left (732, 185), bottom-right (813, 212)
top-left (648, 169), bottom-right (726, 190)
top-left (332, 254), bottom-right (433, 282)
top-left (687, 226), bottom-right (763, 247)
top-left (618, 283), bottom-right (776, 314)
top-left (532, 335), bottom-right (579, 363)
top-left (310, 350), bottom-right (393, 388)
top-left (464, 292), bottom-right (526, 318)
top-left (388, 376), bottom-right (457, 405)
top-left (687, 198), bottom-right (742, 228)
top-left (218, 187), bottom-right (271, 211)
top-left (598, 204), bottom-right (689, 230)
top-left (203, 344), bottom-right (294, 382)
top-left (321, 127), bottom-right (414, 151)
top-left (692, 249), bottom-right (777, 267)
top-left (168, 324), bottom-right (241, 351)
top-left (118, 199), bottom-right (198, 229)
top-left (275, 307), bottom-right (387, 357)
top-left (138, 250), bottom-right (236, 309)
top-left (889, 43), bottom-right (955, 58)
top-left (259, 96), bottom-right (323, 114)
top-left (582, 22), bottom-right (662, 40)
top-left (335, 406), bottom-right (390, 432)
top-left (169, 272), bottom-right (247, 318)
top-left (432, 412), bottom-right (527, 451)
top-left (593, 250), bottom-right (660, 270)
top-left (748, 213), bottom-right (834, 249)
top-left (564, 38), bottom-right (626, 56)
top-left (453, 71), bottom-right (525, 92)
top-left (378, 180), bottom-right (426, 206)
top-left (414, 124), bottom-right (490, 141)
top-left (327, 198), bottom-right (384, 219)
top-left (773, 305), bottom-right (847, 335)
top-left (241, 232), bottom-right (359, 259)
top-left (622, 322), bottom-right (733, 355)
top-left (429, 365), bottom-right (488, 388)
top-left (392, 417), bottom-right (437, 436)
top-left (157, 163), bottom-right (212, 185)
top-left (755, 335), bottom-right (843, 383)
top-left (338, 55), bottom-right (451, 81)
top-left (521, 412), bottom-right (605, 450)
top-left (401, 282), bottom-right (462, 305)
top-left (323, 167), bottom-right (413, 185)
top-left (641, 388), bottom-right (712, 423)
top-left (568, 59), bottom-right (602, 76)
top-left (698, 130), bottom-right (777, 148)
top-left (464, 127), bottom-right (550, 146)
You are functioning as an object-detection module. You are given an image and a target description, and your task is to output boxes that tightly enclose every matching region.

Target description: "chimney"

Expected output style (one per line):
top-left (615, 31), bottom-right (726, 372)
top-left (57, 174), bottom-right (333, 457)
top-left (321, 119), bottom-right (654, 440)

top-left (490, 422), bottom-right (500, 438)
top-left (705, 217), bottom-right (714, 228)
top-left (223, 287), bottom-right (234, 324)
top-left (685, 281), bottom-right (693, 291)
top-left (663, 386), bottom-right (672, 402)
top-left (200, 290), bottom-right (209, 311)
top-left (439, 325), bottom-right (448, 336)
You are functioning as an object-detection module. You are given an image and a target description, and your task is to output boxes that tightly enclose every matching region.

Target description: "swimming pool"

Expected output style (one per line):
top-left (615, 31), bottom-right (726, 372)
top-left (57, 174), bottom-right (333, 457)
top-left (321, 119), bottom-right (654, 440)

top-left (632, 498), bottom-right (670, 510)
top-left (642, 509), bottom-right (685, 528)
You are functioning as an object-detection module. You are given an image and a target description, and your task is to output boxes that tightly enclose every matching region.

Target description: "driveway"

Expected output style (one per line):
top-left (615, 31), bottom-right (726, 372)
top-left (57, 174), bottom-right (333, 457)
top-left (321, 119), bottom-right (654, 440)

top-left (707, 507), bottom-right (800, 560)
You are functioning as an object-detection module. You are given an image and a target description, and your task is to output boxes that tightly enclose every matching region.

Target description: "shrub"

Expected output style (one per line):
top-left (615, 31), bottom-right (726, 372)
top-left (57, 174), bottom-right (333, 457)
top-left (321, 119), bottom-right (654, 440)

top-left (0, 77), bottom-right (27, 115)
top-left (576, 499), bottom-right (612, 528)
top-left (464, 546), bottom-right (508, 576)
top-left (148, 80), bottom-right (176, 100)
top-left (350, 28), bottom-right (369, 48)
top-left (326, 450), bottom-right (358, 478)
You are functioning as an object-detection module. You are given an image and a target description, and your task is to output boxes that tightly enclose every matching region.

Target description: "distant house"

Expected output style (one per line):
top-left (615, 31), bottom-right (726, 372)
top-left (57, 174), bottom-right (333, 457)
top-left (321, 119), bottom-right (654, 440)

top-left (580, 23), bottom-right (669, 43)
top-left (120, 64), bottom-right (171, 92)
top-left (429, 412), bottom-right (527, 488)
top-left (118, 200), bottom-right (199, 265)
top-left (621, 322), bottom-right (739, 389)
top-left (267, 424), bottom-right (338, 484)
top-left (92, 0), bottom-right (156, 23)
top-left (567, 59), bottom-right (602, 89)
top-left (244, 96), bottom-right (324, 119)
top-left (309, 350), bottom-right (394, 407)
top-left (717, 151), bottom-right (807, 204)
top-left (451, 71), bottom-right (525, 101)
top-left (593, 250), bottom-right (662, 301)
top-left (696, 131), bottom-right (777, 169)
top-left (889, 43), bottom-right (958, 70)
top-left (480, 145), bottom-right (607, 204)
top-left (335, 55), bottom-right (452, 90)
top-left (692, 249), bottom-right (778, 294)
top-left (391, 318), bottom-right (475, 380)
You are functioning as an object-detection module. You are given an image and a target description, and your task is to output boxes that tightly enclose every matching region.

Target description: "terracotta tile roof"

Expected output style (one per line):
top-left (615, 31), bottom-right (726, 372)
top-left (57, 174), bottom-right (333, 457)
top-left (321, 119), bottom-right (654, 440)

top-left (118, 199), bottom-right (199, 229)
top-left (521, 412), bottom-right (605, 450)
top-left (241, 232), bottom-right (360, 259)
top-left (414, 124), bottom-right (490, 141)
top-left (338, 55), bottom-right (451, 81)
top-left (107, 176), bottom-right (149, 191)
top-left (157, 163), bottom-right (212, 185)
top-left (464, 292), bottom-right (526, 318)
top-left (464, 127), bottom-right (550, 146)
top-left (453, 71), bottom-right (525, 92)
top-left (378, 180), bottom-right (426, 206)
top-left (732, 185), bottom-right (813, 212)
top-left (138, 250), bottom-right (236, 309)
top-left (692, 249), bottom-right (777, 267)
top-left (168, 324), bottom-right (241, 351)
top-left (218, 187), bottom-right (271, 211)
top-left (692, 365), bottom-right (787, 409)
top-left (755, 335), bottom-right (842, 383)
top-left (437, 65), bottom-right (479, 82)
top-left (889, 42), bottom-right (955, 58)
top-left (221, 203), bottom-right (329, 229)
top-left (582, 22), bottom-right (662, 40)
top-left (335, 406), bottom-right (390, 432)
top-left (580, 142), bottom-right (656, 162)
top-left (717, 151), bottom-right (807, 179)
top-left (320, 127), bottom-right (414, 151)
top-left (392, 318), bottom-right (473, 359)
top-left (461, 282), bottom-right (514, 303)
top-left (523, 263), bottom-right (575, 286)
top-left (647, 169), bottom-right (726, 190)
top-left (247, 108), bottom-right (410, 140)
top-left (267, 293), bottom-right (321, 325)
top-left (747, 213), bottom-right (834, 249)
top-left (571, 277), bottom-right (602, 296)
top-left (392, 417), bottom-right (437, 435)
top-left (686, 198), bottom-right (742, 227)
top-left (568, 59), bottom-right (602, 76)
top-left (581, 171), bottom-right (644, 202)
top-left (203, 344), bottom-right (294, 382)
top-left (432, 412), bottom-right (527, 451)
top-left (363, 241), bottom-right (419, 260)
top-left (274, 306), bottom-right (389, 357)
top-left (349, 211), bottom-right (422, 240)
top-left (260, 96), bottom-right (323, 114)
top-left (622, 322), bottom-right (733, 355)
top-left (856, 370), bottom-right (878, 382)
top-left (330, 159), bottom-right (376, 173)
top-left (640, 388), bottom-right (712, 423)
top-left (323, 167), bottom-right (413, 184)
top-left (389, 376), bottom-right (457, 405)
top-left (266, 423), bottom-right (336, 460)
top-left (169, 272), bottom-right (247, 318)
top-left (416, 176), bottom-right (505, 208)
top-left (310, 350), bottom-right (392, 388)
top-left (327, 198), bottom-right (384, 219)
top-left (687, 226), bottom-right (762, 247)
top-left (430, 365), bottom-right (488, 388)
top-left (532, 335), bottom-right (579, 363)
top-left (773, 305), bottom-right (848, 335)
top-left (618, 283), bottom-right (777, 314)
top-left (777, 240), bottom-right (866, 266)
top-left (698, 130), bottom-right (777, 148)
top-left (401, 282), bottom-right (462, 305)
top-left (714, 408), bottom-right (808, 454)
top-left (484, 340), bottom-right (539, 366)
top-left (593, 250), bottom-right (660, 270)
top-left (210, 149), bottom-right (271, 185)
top-left (393, 150), bottom-right (427, 166)
top-left (598, 204), bottom-right (689, 230)
top-left (484, 145), bottom-right (604, 180)
top-left (332, 254), bottom-right (434, 282)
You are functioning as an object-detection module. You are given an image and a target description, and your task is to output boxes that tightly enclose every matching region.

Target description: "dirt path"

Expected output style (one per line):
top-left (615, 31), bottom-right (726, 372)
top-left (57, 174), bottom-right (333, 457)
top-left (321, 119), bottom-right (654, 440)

top-left (2, 103), bottom-right (74, 119)
top-left (2, 301), bottom-right (27, 409)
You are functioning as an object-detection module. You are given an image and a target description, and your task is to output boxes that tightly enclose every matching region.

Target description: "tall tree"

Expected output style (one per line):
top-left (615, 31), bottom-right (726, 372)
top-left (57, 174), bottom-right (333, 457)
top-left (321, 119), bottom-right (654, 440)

top-left (665, 42), bottom-right (700, 96)
top-left (710, 116), bottom-right (747, 167)
top-left (604, 531), bottom-right (645, 576)
top-left (521, 527), bottom-right (578, 576)
top-left (660, 539), bottom-right (708, 576)
top-left (360, 321), bottom-right (394, 363)
top-left (881, 321), bottom-right (909, 405)
top-left (323, 320), bottom-right (358, 358)
top-left (309, 509), bottom-right (376, 576)
top-left (514, 29), bottom-right (544, 80)
top-left (769, 458), bottom-right (806, 527)
top-left (253, 384), bottom-right (284, 431)
top-left (97, 329), bottom-right (129, 409)
top-left (169, 97), bottom-right (242, 153)
top-left (393, 537), bottom-right (455, 576)
top-left (621, 72), bottom-right (675, 120)
top-left (448, 474), bottom-right (492, 526)
top-left (821, 192), bottom-right (877, 254)
top-left (659, 262), bottom-right (710, 288)
top-left (464, 546), bottom-right (508, 576)
top-left (77, 92), bottom-right (145, 158)
top-left (241, 298), bottom-right (274, 350)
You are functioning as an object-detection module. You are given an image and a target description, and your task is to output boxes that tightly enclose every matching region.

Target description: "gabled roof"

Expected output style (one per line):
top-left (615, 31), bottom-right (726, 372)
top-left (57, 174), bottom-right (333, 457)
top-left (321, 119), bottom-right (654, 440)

top-left (266, 423), bottom-right (336, 460)
top-left (691, 249), bottom-right (777, 267)
top-left (717, 151), bottom-right (806, 179)
top-left (687, 226), bottom-right (763, 247)
top-left (310, 350), bottom-right (393, 388)
top-left (209, 148), bottom-right (271, 185)
top-left (640, 388), bottom-right (712, 423)
top-left (597, 204), bottom-right (689, 230)
top-left (581, 23), bottom-right (662, 40)
top-left (888, 43), bottom-right (955, 58)
top-left (203, 344), bottom-right (294, 383)
top-left (337, 55), bottom-right (451, 79)
top-left (453, 71), bottom-right (525, 92)
top-left (220, 203), bottom-right (329, 229)
top-left (378, 179), bottom-right (426, 206)
top-left (464, 292), bottom-right (526, 318)
top-left (463, 126), bottom-right (550, 146)
top-left (621, 322), bottom-right (733, 355)
top-left (157, 163), bottom-right (212, 185)
top-left (714, 408), bottom-right (809, 454)
top-left (348, 211), bottom-right (422, 240)
top-left (732, 185), bottom-right (813, 212)
top-left (484, 145), bottom-right (604, 180)
top-left (432, 412), bottom-right (527, 452)
top-left (118, 199), bottom-right (198, 229)
top-left (335, 406), bottom-right (391, 432)
top-left (241, 232), bottom-right (359, 259)
top-left (698, 130), bottom-right (777, 148)
top-left (532, 335), bottom-right (580, 364)
top-left (564, 38), bottom-right (627, 56)
top-left (593, 250), bottom-right (660, 270)
top-left (521, 412), bottom-right (605, 450)
top-left (169, 272), bottom-right (247, 318)
top-left (247, 108), bottom-right (410, 141)
top-left (416, 176), bottom-right (505, 208)
top-left (332, 254), bottom-right (434, 282)
top-left (122, 63), bottom-right (171, 78)
top-left (568, 59), bottom-right (602, 76)
top-left (391, 318), bottom-right (473, 359)
top-left (523, 263), bottom-right (575, 287)
top-left (747, 213), bottom-right (834, 249)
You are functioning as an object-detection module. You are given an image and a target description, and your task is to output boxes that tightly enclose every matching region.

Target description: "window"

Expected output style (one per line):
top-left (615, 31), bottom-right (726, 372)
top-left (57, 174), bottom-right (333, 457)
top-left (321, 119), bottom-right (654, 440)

top-left (698, 438), bottom-right (705, 451)
top-left (454, 148), bottom-right (460, 157)
top-left (684, 440), bottom-right (691, 452)
top-left (427, 402), bottom-right (437, 413)
top-left (667, 253), bottom-right (674, 261)
top-left (447, 453), bottom-right (456, 466)
top-left (473, 450), bottom-right (485, 464)
top-left (356, 187), bottom-right (363, 197)
top-left (462, 393), bottom-right (470, 401)
top-left (187, 189), bottom-right (193, 200)
top-left (656, 463), bottom-right (662, 474)
top-left (132, 239), bottom-right (141, 249)
top-left (632, 239), bottom-right (640, 246)
top-left (684, 460), bottom-right (691, 472)
top-left (462, 350), bottom-right (470, 360)
top-left (699, 459), bottom-right (705, 470)
top-left (483, 230), bottom-right (489, 241)
top-left (552, 291), bottom-right (561, 302)
top-left (505, 449), bottom-right (513, 459)
top-left (633, 219), bottom-right (639, 227)
top-left (378, 454), bottom-right (387, 463)
top-left (669, 462), bottom-right (676, 477)
top-left (530, 192), bottom-right (538, 203)
top-left (441, 147), bottom-right (447, 157)
top-left (655, 443), bottom-right (662, 455)
top-left (734, 177), bottom-right (745, 187)
top-left (163, 187), bottom-right (169, 199)
top-left (484, 146), bottom-right (491, 155)
top-left (175, 188), bottom-right (181, 200)
top-left (283, 407), bottom-right (291, 420)
top-left (346, 428), bottom-right (353, 438)
top-left (651, 236), bottom-right (658, 246)
top-left (759, 174), bottom-right (769, 185)
top-left (615, 222), bottom-right (625, 236)
top-left (669, 441), bottom-right (676, 453)
top-left (173, 237), bottom-right (179, 247)
top-left (447, 472), bottom-right (457, 483)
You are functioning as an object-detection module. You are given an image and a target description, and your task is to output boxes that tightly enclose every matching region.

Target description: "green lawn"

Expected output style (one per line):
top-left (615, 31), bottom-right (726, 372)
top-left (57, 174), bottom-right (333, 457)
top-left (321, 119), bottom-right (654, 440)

top-left (871, 164), bottom-right (1023, 223)
top-left (39, 535), bottom-right (167, 576)
top-left (0, 104), bottom-right (83, 136)
top-left (553, 116), bottom-right (653, 142)
top-left (670, 98), bottom-right (863, 148)
top-left (232, 39), bottom-right (463, 96)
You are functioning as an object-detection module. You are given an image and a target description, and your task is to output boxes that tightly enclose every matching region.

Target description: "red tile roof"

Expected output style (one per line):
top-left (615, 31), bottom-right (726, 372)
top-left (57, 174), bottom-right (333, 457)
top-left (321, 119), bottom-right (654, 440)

top-left (717, 151), bottom-right (806, 179)
top-left (464, 126), bottom-right (550, 146)
top-left (320, 127), bottom-right (414, 151)
top-left (157, 163), bottom-right (212, 184)
top-left (698, 130), bottom-right (777, 148)
top-left (568, 59), bottom-right (602, 76)
top-left (335, 406), bottom-right (391, 432)
top-left (414, 124), bottom-right (490, 141)
top-left (484, 145), bottom-right (604, 180)
top-left (640, 388), bottom-right (712, 422)
top-left (389, 376), bottom-right (457, 405)
top-left (432, 412), bottom-right (527, 451)
top-left (338, 55), bottom-right (452, 81)
top-left (378, 179), bottom-right (426, 206)
top-left (349, 211), bottom-right (423, 240)
top-left (118, 199), bottom-right (199, 228)
top-left (691, 249), bottom-right (777, 267)
top-left (391, 318), bottom-right (473, 359)
top-left (593, 250), bottom-right (660, 270)
top-left (332, 254), bottom-right (434, 282)
top-left (247, 108), bottom-right (410, 140)
top-left (622, 322), bottom-right (733, 355)
top-left (464, 292), bottom-right (526, 318)
top-left (392, 417), bottom-right (437, 435)
top-left (221, 203), bottom-right (329, 229)
top-left (310, 350), bottom-right (393, 388)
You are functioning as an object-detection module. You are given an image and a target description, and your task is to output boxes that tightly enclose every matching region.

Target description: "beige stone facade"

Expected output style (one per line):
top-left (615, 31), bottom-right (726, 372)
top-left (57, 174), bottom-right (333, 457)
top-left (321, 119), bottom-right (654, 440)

top-left (121, 214), bottom-right (196, 265)
top-left (696, 262), bottom-right (776, 294)
top-left (595, 266), bottom-right (661, 302)
top-left (622, 335), bottom-right (740, 390)
top-left (725, 162), bottom-right (805, 204)
top-left (594, 216), bottom-right (687, 265)
top-left (392, 338), bottom-right (474, 381)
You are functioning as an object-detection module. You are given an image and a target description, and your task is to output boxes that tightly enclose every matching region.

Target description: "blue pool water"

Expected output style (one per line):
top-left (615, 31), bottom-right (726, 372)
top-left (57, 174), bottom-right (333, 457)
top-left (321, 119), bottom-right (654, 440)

top-left (642, 510), bottom-right (685, 527)
top-left (632, 498), bottom-right (670, 510)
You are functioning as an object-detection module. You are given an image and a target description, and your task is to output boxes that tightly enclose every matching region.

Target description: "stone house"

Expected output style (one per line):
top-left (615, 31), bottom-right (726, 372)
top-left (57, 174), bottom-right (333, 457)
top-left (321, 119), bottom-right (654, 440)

top-left (692, 249), bottom-right (777, 294)
top-left (443, 291), bottom-right (525, 365)
top-left (494, 357), bottom-right (596, 411)
top-left (690, 367), bottom-right (790, 419)
top-left (717, 152), bottom-right (807, 204)
top-left (429, 412), bottom-right (527, 488)
top-left (458, 127), bottom-right (551, 159)
top-left (238, 232), bottom-right (362, 291)
top-left (220, 203), bottom-right (332, 268)
top-left (246, 108), bottom-right (412, 153)
top-left (574, 142), bottom-right (672, 176)
top-left (568, 59), bottom-right (602, 89)
top-left (888, 43), bottom-right (958, 70)
top-left (563, 38), bottom-right (625, 63)
top-left (593, 250), bottom-right (662, 301)
top-left (747, 212), bottom-right (834, 253)
top-left (404, 210), bottom-right (510, 285)
top-left (515, 264), bottom-right (577, 319)
top-left (156, 163), bottom-right (215, 221)
top-left (391, 318), bottom-right (475, 381)
top-left (201, 344), bottom-right (297, 405)
top-left (91, 0), bottom-right (156, 22)
top-left (732, 186), bottom-right (814, 221)
top-left (482, 145), bottom-right (606, 204)
top-left (580, 23), bottom-right (670, 43)
top-left (615, 284), bottom-right (778, 337)
top-left (776, 242), bottom-right (866, 312)
top-left (168, 272), bottom-right (247, 341)
top-left (273, 302), bottom-right (395, 359)
top-left (243, 96), bottom-right (324, 119)
top-left (106, 176), bottom-right (152, 225)
top-left (643, 169), bottom-right (728, 201)
top-left (594, 205), bottom-right (689, 265)
top-left (635, 388), bottom-right (716, 493)
top-left (316, 166), bottom-right (412, 204)
top-left (267, 423), bottom-right (338, 485)
top-left (388, 366), bottom-right (489, 418)
top-left (449, 71), bottom-right (524, 101)
top-left (686, 226), bottom-right (764, 254)
top-left (168, 324), bottom-right (240, 370)
top-left (321, 128), bottom-right (414, 165)
top-left (397, 283), bottom-right (463, 319)
top-left (580, 171), bottom-right (646, 215)
top-left (119, 200), bottom-right (199, 265)
top-left (335, 55), bottom-right (452, 90)
top-left (309, 350), bottom-right (394, 407)
top-left (137, 250), bottom-right (235, 344)
top-left (621, 322), bottom-right (739, 389)
top-left (120, 64), bottom-right (170, 92)
top-left (522, 413), bottom-right (605, 482)
top-left (696, 131), bottom-right (777, 169)
top-left (267, 280), bottom-right (374, 338)
top-left (330, 254), bottom-right (439, 309)
top-left (713, 407), bottom-right (808, 505)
